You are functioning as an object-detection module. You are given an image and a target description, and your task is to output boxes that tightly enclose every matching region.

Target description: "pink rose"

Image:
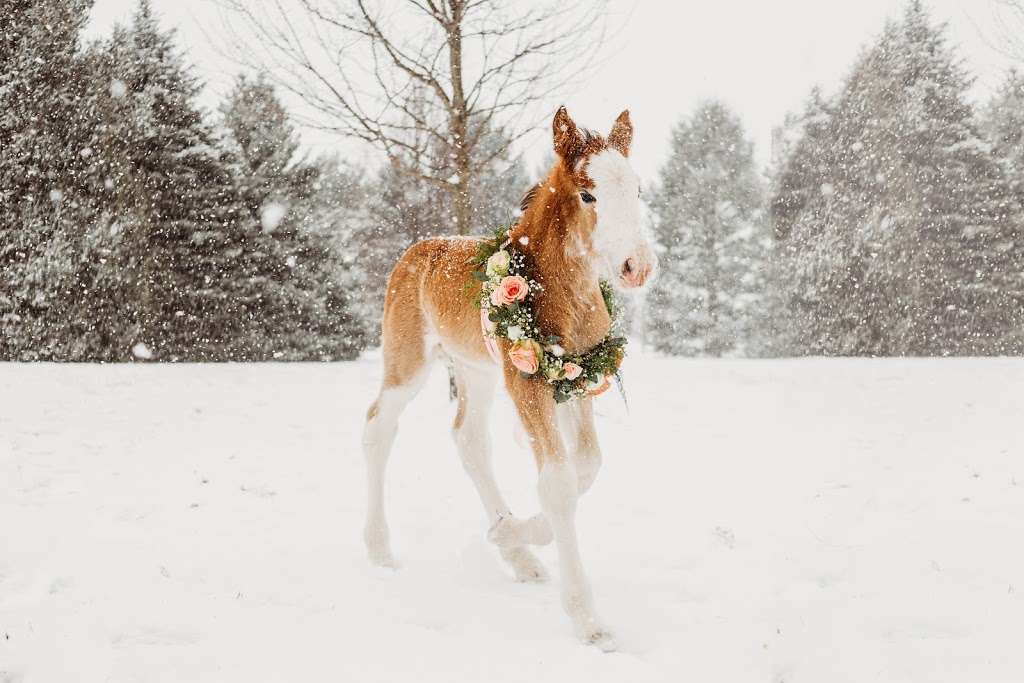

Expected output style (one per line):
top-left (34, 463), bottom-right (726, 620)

top-left (490, 275), bottom-right (529, 307)
top-left (508, 339), bottom-right (542, 375)
top-left (562, 362), bottom-right (583, 380)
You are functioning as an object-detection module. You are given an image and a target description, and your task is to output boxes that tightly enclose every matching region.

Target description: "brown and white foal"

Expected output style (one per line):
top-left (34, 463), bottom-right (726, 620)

top-left (362, 107), bottom-right (655, 649)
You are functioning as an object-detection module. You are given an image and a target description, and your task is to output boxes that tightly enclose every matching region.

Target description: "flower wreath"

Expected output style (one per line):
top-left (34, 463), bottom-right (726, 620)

top-left (470, 226), bottom-right (627, 404)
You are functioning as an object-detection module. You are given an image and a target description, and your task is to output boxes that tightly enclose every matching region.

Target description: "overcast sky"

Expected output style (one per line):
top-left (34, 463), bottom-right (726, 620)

top-left (87, 1), bottom-right (1021, 184)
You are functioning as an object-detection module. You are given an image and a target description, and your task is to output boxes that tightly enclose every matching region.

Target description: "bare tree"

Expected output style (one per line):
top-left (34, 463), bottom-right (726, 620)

top-left (216, 0), bottom-right (609, 234)
top-left (986, 1), bottom-right (1024, 60)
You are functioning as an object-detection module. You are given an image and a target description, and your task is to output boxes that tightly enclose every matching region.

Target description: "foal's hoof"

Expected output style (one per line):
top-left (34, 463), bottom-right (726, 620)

top-left (367, 545), bottom-right (398, 569)
top-left (583, 627), bottom-right (618, 652)
top-left (501, 546), bottom-right (549, 583)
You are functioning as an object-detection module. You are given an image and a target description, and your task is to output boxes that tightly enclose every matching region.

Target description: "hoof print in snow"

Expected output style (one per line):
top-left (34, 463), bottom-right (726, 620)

top-left (239, 485), bottom-right (276, 498)
top-left (713, 526), bottom-right (736, 549)
top-left (368, 548), bottom-right (398, 570)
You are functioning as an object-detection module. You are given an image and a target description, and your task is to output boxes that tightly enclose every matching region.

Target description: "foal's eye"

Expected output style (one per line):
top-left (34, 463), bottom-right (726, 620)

top-left (580, 191), bottom-right (596, 204)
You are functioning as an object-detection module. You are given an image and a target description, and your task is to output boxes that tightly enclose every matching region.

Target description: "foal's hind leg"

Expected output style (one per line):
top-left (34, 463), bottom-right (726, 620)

top-left (451, 363), bottom-right (551, 582)
top-left (363, 333), bottom-right (432, 568)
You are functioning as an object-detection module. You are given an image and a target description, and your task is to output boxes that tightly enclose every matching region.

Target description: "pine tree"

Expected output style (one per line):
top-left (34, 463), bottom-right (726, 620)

top-left (308, 157), bottom-right (375, 343)
top-left (88, 1), bottom-right (257, 360)
top-left (770, 88), bottom-right (835, 242)
top-left (220, 74), bottom-right (366, 359)
top-left (771, 2), bottom-right (1022, 355)
top-left (983, 71), bottom-right (1024, 211)
top-left (764, 88), bottom-right (838, 355)
top-left (982, 70), bottom-right (1024, 349)
top-left (0, 0), bottom-right (96, 359)
top-left (647, 101), bottom-right (768, 357)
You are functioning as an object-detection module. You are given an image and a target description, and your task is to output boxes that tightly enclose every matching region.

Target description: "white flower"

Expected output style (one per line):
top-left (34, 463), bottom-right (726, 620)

top-left (486, 249), bottom-right (511, 277)
top-left (547, 344), bottom-right (565, 357)
top-left (506, 325), bottom-right (524, 341)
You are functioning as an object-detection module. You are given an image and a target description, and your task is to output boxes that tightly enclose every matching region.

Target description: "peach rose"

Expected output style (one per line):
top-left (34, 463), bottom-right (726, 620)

top-left (489, 275), bottom-right (529, 307)
top-left (508, 339), bottom-right (542, 375)
top-left (562, 362), bottom-right (583, 380)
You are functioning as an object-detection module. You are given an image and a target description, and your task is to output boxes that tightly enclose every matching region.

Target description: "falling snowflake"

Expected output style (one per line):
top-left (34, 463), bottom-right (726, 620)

top-left (261, 202), bottom-right (287, 232)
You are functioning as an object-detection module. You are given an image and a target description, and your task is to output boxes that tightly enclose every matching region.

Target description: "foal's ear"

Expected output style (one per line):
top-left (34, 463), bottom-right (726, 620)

top-left (552, 105), bottom-right (584, 166)
top-left (608, 110), bottom-right (633, 157)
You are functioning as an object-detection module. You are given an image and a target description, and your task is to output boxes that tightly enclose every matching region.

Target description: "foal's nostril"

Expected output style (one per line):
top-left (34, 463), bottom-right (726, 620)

top-left (622, 258), bottom-right (635, 277)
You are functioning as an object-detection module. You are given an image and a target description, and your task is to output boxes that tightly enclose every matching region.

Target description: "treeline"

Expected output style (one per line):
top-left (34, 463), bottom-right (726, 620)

top-left (647, 2), bottom-right (1024, 357)
top-left (0, 0), bottom-right (525, 362)
top-left (7, 1), bottom-right (1021, 362)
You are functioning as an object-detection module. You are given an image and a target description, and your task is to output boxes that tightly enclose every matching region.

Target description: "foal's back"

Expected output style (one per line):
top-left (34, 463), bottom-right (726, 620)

top-left (379, 236), bottom-right (490, 389)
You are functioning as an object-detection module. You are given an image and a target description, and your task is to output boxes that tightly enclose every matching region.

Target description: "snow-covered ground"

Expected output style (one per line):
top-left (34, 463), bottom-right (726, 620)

top-left (2, 356), bottom-right (1022, 682)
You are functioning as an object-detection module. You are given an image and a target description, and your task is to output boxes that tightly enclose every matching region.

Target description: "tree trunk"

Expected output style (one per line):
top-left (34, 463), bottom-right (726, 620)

top-left (453, 176), bottom-right (472, 235)
top-left (447, 0), bottom-right (471, 235)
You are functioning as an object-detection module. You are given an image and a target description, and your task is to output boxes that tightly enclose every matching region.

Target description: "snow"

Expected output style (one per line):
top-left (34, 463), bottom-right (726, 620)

top-left (108, 79), bottom-right (127, 99)
top-left (131, 342), bottom-right (152, 360)
top-left (2, 357), bottom-right (1023, 682)
top-left (260, 202), bottom-right (287, 232)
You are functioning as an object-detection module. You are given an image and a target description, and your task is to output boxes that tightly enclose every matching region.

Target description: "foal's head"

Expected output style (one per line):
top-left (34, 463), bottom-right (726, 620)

top-left (533, 106), bottom-right (655, 289)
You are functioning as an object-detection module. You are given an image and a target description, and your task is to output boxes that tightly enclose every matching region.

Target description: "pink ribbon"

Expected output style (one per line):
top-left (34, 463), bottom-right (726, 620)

top-left (481, 308), bottom-right (502, 364)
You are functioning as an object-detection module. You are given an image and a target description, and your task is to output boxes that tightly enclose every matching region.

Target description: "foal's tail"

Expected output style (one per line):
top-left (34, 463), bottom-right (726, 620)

top-left (447, 361), bottom-right (458, 401)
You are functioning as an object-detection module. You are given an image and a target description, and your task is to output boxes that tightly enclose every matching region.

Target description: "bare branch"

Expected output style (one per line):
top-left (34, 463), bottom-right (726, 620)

top-left (213, 0), bottom-right (614, 233)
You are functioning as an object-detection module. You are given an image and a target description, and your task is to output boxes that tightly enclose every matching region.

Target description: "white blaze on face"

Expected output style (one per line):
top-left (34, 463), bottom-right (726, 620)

top-left (583, 149), bottom-right (645, 279)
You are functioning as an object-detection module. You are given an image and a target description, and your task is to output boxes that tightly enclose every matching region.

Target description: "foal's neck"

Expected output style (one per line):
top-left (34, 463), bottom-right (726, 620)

top-left (509, 168), bottom-right (610, 352)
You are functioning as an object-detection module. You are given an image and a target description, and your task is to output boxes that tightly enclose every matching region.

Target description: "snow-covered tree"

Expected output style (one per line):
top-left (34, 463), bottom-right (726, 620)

top-left (770, 88), bottom-right (835, 242)
top-left (647, 101), bottom-right (768, 357)
top-left (983, 70), bottom-right (1024, 208)
top-left (220, 74), bottom-right (366, 359)
top-left (0, 0), bottom-right (96, 359)
top-left (981, 70), bottom-right (1024, 350)
top-left (771, 2), bottom-right (1023, 356)
top-left (86, 1), bottom-right (263, 361)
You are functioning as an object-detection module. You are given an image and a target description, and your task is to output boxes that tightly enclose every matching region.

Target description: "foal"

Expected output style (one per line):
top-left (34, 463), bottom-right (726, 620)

top-left (362, 107), bottom-right (655, 649)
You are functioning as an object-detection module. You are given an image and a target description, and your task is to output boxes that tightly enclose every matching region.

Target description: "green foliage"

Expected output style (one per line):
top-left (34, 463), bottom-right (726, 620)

top-left (0, 0), bottom-right (368, 361)
top-left (471, 236), bottom-right (627, 403)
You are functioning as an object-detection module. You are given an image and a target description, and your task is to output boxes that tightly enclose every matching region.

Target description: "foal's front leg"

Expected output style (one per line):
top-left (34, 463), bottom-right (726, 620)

top-left (507, 372), bottom-right (615, 651)
top-left (557, 398), bottom-right (603, 495)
